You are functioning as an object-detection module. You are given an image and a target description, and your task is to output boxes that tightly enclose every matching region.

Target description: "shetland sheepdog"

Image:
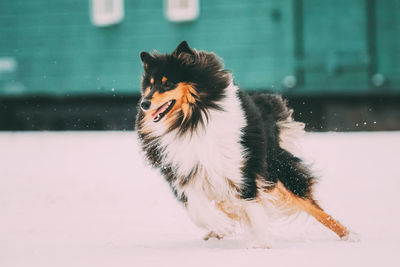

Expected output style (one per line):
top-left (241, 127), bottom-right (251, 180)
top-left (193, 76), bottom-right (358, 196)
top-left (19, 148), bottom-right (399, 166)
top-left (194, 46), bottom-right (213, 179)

top-left (136, 41), bottom-right (354, 247)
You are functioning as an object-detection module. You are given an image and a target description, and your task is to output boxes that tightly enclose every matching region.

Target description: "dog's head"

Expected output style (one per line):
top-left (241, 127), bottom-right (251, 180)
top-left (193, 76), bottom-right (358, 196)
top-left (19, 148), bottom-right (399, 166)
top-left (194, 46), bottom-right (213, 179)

top-left (137, 41), bottom-right (231, 135)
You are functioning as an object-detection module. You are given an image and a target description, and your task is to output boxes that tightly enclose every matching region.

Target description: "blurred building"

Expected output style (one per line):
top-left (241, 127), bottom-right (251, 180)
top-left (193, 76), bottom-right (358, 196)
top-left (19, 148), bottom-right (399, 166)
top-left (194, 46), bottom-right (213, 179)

top-left (0, 0), bottom-right (399, 131)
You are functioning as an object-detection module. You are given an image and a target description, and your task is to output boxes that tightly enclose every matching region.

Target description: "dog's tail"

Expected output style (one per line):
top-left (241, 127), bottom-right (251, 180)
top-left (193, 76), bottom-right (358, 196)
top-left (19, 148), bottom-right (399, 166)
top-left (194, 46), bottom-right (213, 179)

top-left (249, 94), bottom-right (312, 198)
top-left (251, 94), bottom-right (305, 155)
top-left (267, 95), bottom-right (305, 155)
top-left (265, 95), bottom-right (313, 198)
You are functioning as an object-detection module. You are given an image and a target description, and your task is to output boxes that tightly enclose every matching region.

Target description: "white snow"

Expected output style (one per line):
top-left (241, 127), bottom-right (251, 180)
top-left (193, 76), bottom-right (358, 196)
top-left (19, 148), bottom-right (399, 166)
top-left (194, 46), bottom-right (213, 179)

top-left (1, 131), bottom-right (399, 267)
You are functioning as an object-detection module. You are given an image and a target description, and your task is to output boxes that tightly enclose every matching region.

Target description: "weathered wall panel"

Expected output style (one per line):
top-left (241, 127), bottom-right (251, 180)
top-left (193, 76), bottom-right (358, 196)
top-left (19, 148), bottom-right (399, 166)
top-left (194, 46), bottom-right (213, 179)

top-left (0, 0), bottom-right (399, 96)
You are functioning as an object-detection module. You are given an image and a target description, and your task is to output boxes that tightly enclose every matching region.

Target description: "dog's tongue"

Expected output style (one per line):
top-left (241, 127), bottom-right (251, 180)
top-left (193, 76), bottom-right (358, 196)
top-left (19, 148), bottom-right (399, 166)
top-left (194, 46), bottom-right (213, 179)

top-left (152, 101), bottom-right (170, 118)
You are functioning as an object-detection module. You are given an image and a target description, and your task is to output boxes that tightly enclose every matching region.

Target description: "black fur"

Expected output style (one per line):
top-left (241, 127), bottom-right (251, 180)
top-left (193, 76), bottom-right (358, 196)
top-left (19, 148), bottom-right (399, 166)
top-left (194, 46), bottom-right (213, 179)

top-left (237, 92), bottom-right (315, 199)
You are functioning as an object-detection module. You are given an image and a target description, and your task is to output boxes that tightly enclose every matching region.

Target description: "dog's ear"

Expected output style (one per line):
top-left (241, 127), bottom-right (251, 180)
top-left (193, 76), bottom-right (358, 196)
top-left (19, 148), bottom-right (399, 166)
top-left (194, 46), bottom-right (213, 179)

top-left (173, 41), bottom-right (195, 57)
top-left (140, 52), bottom-right (155, 68)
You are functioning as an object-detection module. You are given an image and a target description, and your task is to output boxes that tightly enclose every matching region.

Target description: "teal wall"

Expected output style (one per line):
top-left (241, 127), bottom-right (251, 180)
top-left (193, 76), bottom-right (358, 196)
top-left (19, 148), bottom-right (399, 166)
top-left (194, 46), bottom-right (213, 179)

top-left (0, 0), bottom-right (399, 96)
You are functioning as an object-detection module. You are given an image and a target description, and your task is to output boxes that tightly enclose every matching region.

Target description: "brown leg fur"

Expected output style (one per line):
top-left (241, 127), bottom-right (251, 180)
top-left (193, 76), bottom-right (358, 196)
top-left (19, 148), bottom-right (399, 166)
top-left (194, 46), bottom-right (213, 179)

top-left (265, 182), bottom-right (349, 239)
top-left (297, 199), bottom-right (349, 238)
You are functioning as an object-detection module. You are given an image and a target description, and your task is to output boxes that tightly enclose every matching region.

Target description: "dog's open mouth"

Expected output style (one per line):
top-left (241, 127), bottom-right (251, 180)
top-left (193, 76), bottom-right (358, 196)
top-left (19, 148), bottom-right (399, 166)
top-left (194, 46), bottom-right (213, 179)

top-left (152, 100), bottom-right (176, 122)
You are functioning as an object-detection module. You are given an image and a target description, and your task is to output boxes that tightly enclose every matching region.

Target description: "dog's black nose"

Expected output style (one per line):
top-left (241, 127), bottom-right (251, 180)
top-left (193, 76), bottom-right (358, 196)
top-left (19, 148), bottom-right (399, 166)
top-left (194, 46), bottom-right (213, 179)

top-left (141, 100), bottom-right (151, 110)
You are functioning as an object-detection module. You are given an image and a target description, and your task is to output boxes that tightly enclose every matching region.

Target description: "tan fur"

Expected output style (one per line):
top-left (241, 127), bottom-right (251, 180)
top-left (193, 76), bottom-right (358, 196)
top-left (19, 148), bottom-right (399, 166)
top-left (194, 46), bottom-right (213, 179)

top-left (165, 83), bottom-right (198, 126)
top-left (148, 83), bottom-right (197, 115)
top-left (299, 199), bottom-right (349, 238)
top-left (217, 200), bottom-right (249, 223)
top-left (139, 82), bottom-right (199, 134)
top-left (211, 179), bottom-right (349, 239)
top-left (258, 181), bottom-right (349, 238)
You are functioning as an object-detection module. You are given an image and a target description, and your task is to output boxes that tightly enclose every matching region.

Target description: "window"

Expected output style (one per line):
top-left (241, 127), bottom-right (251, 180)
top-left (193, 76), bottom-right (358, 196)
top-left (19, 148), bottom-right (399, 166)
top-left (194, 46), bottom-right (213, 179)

top-left (90, 0), bottom-right (124, 27)
top-left (165, 0), bottom-right (199, 22)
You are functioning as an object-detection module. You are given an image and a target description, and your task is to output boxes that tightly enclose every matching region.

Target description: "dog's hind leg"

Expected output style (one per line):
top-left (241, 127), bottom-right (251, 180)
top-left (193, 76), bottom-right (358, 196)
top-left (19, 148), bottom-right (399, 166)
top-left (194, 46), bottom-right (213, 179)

top-left (267, 182), bottom-right (351, 240)
top-left (296, 198), bottom-right (350, 239)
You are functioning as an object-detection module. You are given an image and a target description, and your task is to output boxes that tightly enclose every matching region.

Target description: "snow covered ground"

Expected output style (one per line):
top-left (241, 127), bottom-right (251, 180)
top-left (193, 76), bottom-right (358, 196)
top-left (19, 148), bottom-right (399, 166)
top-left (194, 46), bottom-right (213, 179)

top-left (0, 131), bottom-right (399, 267)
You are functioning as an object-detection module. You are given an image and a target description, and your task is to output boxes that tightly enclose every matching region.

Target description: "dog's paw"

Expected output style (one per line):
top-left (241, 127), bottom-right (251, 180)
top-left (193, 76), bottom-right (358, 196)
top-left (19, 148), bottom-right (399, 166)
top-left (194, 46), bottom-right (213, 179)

top-left (203, 231), bottom-right (224, 241)
top-left (341, 231), bottom-right (360, 242)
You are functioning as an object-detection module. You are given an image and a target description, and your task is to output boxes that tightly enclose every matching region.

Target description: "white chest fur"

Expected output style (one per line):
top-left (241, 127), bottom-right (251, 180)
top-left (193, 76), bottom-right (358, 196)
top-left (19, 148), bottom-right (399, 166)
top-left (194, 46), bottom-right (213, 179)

top-left (159, 83), bottom-right (248, 233)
